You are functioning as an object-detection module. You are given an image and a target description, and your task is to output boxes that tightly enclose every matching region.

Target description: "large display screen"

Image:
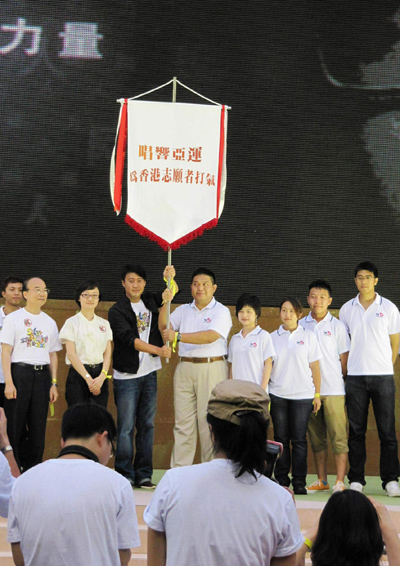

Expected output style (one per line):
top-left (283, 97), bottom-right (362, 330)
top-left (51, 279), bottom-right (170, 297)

top-left (1, 0), bottom-right (400, 308)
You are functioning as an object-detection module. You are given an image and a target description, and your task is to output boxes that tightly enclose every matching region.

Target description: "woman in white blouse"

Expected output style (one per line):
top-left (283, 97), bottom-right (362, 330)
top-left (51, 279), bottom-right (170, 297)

top-left (269, 297), bottom-right (322, 495)
top-left (59, 280), bottom-right (112, 407)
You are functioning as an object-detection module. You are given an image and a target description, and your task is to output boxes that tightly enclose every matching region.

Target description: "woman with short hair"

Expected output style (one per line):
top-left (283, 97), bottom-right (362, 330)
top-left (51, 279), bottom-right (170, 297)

top-left (269, 297), bottom-right (322, 494)
top-left (59, 280), bottom-right (112, 407)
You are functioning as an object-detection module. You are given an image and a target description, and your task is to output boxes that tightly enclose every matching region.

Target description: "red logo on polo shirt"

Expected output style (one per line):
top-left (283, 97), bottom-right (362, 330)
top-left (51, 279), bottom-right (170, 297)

top-left (204, 317), bottom-right (211, 323)
top-left (376, 312), bottom-right (384, 317)
top-left (324, 331), bottom-right (332, 336)
top-left (297, 340), bottom-right (305, 345)
top-left (99, 325), bottom-right (106, 333)
top-left (249, 342), bottom-right (257, 348)
top-left (24, 318), bottom-right (32, 327)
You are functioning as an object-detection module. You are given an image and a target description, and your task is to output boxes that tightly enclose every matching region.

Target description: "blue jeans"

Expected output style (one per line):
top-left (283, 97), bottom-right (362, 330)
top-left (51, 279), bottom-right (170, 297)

top-left (113, 371), bottom-right (157, 484)
top-left (346, 375), bottom-right (400, 488)
top-left (270, 394), bottom-right (313, 488)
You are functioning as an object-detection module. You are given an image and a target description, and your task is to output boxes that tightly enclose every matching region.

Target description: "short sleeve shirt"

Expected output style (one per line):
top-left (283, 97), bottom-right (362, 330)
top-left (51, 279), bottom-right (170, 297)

top-left (170, 298), bottom-right (232, 357)
top-left (228, 326), bottom-right (275, 387)
top-left (339, 293), bottom-right (400, 375)
top-left (143, 459), bottom-right (303, 566)
top-left (269, 325), bottom-right (322, 399)
top-left (59, 312), bottom-right (112, 365)
top-left (299, 312), bottom-right (350, 395)
top-left (0, 308), bottom-right (62, 365)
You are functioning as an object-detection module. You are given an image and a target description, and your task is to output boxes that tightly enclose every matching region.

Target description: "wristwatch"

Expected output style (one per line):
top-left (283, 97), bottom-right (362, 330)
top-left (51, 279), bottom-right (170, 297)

top-left (177, 332), bottom-right (182, 342)
top-left (1, 445), bottom-right (13, 455)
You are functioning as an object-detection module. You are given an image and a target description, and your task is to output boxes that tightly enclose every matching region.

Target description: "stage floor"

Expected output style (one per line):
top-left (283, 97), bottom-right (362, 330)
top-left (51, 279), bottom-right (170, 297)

top-left (132, 470), bottom-right (400, 510)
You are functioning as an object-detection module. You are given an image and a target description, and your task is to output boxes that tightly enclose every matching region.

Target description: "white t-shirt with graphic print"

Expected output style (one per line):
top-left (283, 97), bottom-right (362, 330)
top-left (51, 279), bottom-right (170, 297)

top-left (0, 308), bottom-right (62, 365)
top-left (113, 300), bottom-right (161, 380)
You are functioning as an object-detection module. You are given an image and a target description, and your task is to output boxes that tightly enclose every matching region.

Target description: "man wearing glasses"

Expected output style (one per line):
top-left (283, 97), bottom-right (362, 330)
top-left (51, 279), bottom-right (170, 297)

top-left (0, 277), bottom-right (62, 471)
top-left (339, 261), bottom-right (400, 496)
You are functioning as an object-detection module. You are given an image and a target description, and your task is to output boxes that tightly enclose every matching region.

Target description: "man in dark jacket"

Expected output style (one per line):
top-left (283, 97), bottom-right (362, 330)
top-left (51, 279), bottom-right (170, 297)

top-left (108, 264), bottom-right (174, 488)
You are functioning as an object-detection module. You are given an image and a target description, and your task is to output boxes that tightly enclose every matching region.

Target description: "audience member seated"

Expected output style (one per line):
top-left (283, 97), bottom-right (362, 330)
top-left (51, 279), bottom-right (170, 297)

top-left (296, 490), bottom-right (400, 566)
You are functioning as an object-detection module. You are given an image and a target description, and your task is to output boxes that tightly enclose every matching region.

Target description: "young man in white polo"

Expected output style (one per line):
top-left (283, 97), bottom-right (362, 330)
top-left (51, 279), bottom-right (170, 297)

top-left (299, 279), bottom-right (350, 493)
top-left (1, 277), bottom-right (62, 471)
top-left (161, 267), bottom-right (232, 467)
top-left (339, 261), bottom-right (400, 496)
top-left (0, 277), bottom-right (24, 407)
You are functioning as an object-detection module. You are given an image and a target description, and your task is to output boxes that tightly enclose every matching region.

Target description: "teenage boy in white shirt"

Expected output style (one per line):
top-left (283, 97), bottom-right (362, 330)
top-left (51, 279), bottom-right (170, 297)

top-left (299, 279), bottom-right (350, 493)
top-left (1, 277), bottom-right (62, 471)
top-left (339, 261), bottom-right (400, 497)
top-left (0, 277), bottom-right (24, 407)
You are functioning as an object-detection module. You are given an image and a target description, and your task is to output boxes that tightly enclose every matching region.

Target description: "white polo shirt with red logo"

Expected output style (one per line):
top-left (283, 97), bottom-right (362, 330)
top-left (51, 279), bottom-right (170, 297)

top-left (339, 293), bottom-right (400, 376)
top-left (170, 298), bottom-right (232, 358)
top-left (299, 312), bottom-right (350, 396)
top-left (269, 325), bottom-right (322, 400)
top-left (228, 326), bottom-right (275, 387)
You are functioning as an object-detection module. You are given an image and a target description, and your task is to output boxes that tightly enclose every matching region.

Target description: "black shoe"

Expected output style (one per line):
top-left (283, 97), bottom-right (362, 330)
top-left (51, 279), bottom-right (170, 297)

top-left (134, 480), bottom-right (156, 489)
top-left (293, 485), bottom-right (307, 495)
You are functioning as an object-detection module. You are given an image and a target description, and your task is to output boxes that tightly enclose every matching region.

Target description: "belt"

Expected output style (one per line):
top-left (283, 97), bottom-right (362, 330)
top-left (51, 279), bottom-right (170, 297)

top-left (13, 362), bottom-right (49, 371)
top-left (84, 363), bottom-right (103, 368)
top-left (180, 356), bottom-right (227, 364)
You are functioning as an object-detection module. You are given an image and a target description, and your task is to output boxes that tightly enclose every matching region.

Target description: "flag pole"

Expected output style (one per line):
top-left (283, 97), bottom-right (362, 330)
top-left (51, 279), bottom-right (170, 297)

top-left (165, 77), bottom-right (177, 361)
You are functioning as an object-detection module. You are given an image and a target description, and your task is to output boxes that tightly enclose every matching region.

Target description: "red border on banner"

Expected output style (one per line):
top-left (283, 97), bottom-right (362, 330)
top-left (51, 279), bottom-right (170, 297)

top-left (113, 99), bottom-right (128, 214)
top-left (216, 105), bottom-right (225, 218)
top-left (125, 214), bottom-right (218, 251)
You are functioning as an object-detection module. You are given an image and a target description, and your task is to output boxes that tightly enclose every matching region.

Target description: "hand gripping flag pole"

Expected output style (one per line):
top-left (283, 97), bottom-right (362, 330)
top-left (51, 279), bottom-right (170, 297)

top-left (110, 78), bottom-right (230, 360)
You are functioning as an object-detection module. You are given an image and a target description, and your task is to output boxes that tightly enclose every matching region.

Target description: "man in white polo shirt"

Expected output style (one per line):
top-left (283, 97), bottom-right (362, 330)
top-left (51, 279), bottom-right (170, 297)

top-left (0, 277), bottom-right (24, 407)
top-left (161, 268), bottom-right (232, 467)
top-left (339, 261), bottom-right (400, 496)
top-left (1, 277), bottom-right (62, 471)
top-left (299, 279), bottom-right (350, 493)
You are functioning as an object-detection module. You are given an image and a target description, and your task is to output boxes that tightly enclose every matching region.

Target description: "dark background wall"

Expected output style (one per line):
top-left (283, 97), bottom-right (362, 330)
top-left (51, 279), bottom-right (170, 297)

top-left (2, 1), bottom-right (400, 308)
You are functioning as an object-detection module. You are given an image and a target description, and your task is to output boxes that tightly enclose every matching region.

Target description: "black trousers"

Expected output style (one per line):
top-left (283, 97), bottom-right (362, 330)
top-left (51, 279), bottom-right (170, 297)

top-left (4, 363), bottom-right (51, 471)
top-left (65, 364), bottom-right (109, 408)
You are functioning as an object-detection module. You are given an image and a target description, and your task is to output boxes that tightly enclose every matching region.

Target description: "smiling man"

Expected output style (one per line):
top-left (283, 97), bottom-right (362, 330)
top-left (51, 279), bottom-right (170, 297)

top-left (299, 279), bottom-right (350, 493)
top-left (339, 262), bottom-right (400, 496)
top-left (0, 277), bottom-right (62, 471)
top-left (161, 268), bottom-right (232, 467)
top-left (108, 264), bottom-right (173, 489)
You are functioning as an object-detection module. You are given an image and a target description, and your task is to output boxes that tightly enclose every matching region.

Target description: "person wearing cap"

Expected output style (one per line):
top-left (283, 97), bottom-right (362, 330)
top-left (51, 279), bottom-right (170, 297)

top-left (108, 264), bottom-right (174, 489)
top-left (144, 379), bottom-right (304, 566)
top-left (160, 267), bottom-right (232, 467)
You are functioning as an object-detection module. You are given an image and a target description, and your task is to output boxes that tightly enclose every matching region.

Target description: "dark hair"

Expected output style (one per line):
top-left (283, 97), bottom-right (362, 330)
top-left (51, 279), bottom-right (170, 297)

top-left (312, 491), bottom-right (383, 566)
top-left (75, 280), bottom-right (101, 308)
top-left (354, 261), bottom-right (378, 278)
top-left (2, 276), bottom-right (23, 293)
top-left (235, 294), bottom-right (261, 317)
top-left (23, 276), bottom-right (44, 293)
top-left (308, 279), bottom-right (332, 297)
top-left (121, 264), bottom-right (147, 281)
top-left (279, 296), bottom-right (303, 317)
top-left (206, 412), bottom-right (268, 479)
top-left (191, 267), bottom-right (216, 285)
top-left (61, 403), bottom-right (117, 443)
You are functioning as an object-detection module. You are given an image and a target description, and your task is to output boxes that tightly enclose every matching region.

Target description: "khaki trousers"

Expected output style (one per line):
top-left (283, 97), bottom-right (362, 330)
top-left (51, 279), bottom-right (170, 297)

top-left (171, 359), bottom-right (228, 467)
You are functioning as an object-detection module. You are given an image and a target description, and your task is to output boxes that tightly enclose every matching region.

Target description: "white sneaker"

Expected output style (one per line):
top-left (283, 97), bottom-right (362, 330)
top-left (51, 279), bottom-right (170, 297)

top-left (350, 482), bottom-right (364, 492)
top-left (385, 481), bottom-right (400, 497)
top-left (332, 480), bottom-right (347, 493)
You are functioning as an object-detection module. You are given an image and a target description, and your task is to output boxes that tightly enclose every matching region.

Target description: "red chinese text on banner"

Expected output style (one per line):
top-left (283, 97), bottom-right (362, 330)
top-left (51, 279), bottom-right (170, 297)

top-left (111, 99), bottom-right (227, 250)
